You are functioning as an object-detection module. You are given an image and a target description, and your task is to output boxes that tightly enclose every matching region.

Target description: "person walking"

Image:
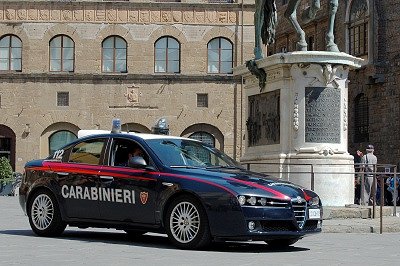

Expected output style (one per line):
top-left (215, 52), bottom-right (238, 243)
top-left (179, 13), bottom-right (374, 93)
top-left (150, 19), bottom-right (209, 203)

top-left (361, 144), bottom-right (378, 205)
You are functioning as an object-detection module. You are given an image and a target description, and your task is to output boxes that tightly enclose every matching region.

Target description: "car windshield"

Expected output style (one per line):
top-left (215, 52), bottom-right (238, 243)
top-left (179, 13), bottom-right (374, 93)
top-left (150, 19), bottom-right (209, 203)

top-left (145, 138), bottom-right (242, 168)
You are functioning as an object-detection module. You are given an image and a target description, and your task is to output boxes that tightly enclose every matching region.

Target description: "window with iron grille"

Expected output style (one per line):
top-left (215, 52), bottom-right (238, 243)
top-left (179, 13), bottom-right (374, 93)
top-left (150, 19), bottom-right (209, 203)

top-left (57, 92), bottom-right (69, 107)
top-left (50, 35), bottom-right (74, 72)
top-left (354, 93), bottom-right (369, 143)
top-left (348, 0), bottom-right (368, 57)
top-left (189, 132), bottom-right (215, 147)
top-left (0, 35), bottom-right (22, 71)
top-left (197, 94), bottom-right (208, 108)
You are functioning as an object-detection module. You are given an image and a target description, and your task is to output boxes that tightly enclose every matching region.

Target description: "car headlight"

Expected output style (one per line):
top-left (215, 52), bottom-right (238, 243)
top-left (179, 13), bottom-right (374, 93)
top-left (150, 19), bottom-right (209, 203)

top-left (308, 196), bottom-right (320, 206)
top-left (238, 195), bottom-right (246, 206)
top-left (237, 195), bottom-right (289, 207)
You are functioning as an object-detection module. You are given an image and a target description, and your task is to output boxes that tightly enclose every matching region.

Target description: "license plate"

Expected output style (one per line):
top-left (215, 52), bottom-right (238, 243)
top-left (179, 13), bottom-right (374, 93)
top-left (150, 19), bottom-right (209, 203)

top-left (308, 208), bottom-right (321, 219)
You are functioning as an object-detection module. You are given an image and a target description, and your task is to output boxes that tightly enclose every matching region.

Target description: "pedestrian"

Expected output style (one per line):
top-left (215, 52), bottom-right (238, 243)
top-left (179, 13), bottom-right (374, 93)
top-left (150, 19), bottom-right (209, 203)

top-left (386, 175), bottom-right (400, 205)
top-left (354, 150), bottom-right (363, 204)
top-left (360, 144), bottom-right (378, 205)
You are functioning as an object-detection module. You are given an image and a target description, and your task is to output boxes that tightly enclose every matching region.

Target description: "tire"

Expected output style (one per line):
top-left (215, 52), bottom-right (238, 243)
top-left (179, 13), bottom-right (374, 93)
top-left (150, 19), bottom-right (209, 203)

top-left (28, 189), bottom-right (66, 237)
top-left (165, 195), bottom-right (211, 249)
top-left (265, 238), bottom-right (299, 248)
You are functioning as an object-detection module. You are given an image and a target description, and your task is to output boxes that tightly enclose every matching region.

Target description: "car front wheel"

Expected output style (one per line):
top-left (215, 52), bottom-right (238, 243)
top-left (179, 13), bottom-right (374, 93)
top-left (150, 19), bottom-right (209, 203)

top-left (165, 196), bottom-right (211, 249)
top-left (28, 189), bottom-right (66, 236)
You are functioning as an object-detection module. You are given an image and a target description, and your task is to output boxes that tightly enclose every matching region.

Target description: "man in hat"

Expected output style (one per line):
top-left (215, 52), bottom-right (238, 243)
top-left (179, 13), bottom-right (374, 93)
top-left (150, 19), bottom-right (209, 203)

top-left (361, 144), bottom-right (378, 205)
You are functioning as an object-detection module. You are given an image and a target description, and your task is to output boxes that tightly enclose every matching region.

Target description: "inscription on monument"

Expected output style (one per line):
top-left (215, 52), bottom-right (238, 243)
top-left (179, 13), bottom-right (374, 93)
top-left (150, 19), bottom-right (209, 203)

top-left (305, 87), bottom-right (340, 143)
top-left (247, 90), bottom-right (280, 146)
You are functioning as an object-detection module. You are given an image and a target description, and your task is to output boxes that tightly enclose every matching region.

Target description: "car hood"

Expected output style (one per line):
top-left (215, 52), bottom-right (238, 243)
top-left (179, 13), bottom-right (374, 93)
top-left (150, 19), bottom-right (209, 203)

top-left (169, 167), bottom-right (317, 201)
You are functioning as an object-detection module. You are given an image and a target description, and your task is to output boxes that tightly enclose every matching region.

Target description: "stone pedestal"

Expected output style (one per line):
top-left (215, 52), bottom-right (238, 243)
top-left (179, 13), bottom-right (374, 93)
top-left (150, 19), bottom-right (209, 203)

top-left (234, 52), bottom-right (364, 206)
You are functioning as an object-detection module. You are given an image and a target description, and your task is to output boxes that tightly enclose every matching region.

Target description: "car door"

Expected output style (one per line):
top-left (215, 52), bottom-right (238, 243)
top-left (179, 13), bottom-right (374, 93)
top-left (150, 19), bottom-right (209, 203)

top-left (97, 137), bottom-right (159, 224)
top-left (56, 137), bottom-right (107, 219)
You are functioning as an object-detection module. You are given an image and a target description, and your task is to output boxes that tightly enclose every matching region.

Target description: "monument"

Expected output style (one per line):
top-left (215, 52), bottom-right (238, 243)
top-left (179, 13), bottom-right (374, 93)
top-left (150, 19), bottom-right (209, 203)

top-left (234, 0), bottom-right (364, 206)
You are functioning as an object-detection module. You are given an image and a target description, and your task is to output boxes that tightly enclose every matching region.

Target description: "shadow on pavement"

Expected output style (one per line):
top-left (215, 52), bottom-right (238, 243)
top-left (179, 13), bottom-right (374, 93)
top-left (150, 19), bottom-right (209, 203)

top-left (0, 229), bottom-right (309, 253)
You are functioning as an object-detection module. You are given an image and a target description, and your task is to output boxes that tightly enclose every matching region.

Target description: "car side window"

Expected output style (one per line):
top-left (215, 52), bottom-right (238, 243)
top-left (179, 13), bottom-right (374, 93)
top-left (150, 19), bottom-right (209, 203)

top-left (111, 139), bottom-right (148, 167)
top-left (68, 139), bottom-right (106, 165)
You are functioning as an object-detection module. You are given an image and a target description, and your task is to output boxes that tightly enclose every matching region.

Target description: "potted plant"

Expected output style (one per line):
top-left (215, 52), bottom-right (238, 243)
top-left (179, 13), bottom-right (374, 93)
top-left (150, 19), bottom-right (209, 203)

top-left (0, 157), bottom-right (13, 195)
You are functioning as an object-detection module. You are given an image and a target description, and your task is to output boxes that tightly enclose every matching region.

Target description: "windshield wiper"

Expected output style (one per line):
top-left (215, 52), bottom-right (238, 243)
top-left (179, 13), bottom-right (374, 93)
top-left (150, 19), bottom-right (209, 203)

top-left (205, 165), bottom-right (242, 170)
top-left (170, 165), bottom-right (205, 169)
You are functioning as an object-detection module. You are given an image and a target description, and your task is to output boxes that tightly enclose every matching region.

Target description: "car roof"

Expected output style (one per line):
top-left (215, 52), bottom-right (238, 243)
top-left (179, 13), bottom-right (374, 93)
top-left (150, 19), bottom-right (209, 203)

top-left (77, 130), bottom-right (194, 141)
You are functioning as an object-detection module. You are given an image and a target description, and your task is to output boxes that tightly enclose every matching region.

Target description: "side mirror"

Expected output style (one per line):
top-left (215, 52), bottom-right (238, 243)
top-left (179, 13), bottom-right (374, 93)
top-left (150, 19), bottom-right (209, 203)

top-left (128, 156), bottom-right (147, 168)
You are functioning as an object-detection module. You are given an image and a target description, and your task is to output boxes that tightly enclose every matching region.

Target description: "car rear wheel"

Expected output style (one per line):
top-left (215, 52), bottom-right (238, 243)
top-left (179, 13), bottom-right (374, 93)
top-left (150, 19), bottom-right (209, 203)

top-left (28, 189), bottom-right (66, 236)
top-left (165, 196), bottom-right (211, 249)
top-left (265, 238), bottom-right (299, 248)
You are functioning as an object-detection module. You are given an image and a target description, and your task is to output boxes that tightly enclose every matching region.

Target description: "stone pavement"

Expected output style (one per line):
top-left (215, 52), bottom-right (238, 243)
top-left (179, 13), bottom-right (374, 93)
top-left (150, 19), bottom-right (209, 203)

top-left (323, 205), bottom-right (400, 233)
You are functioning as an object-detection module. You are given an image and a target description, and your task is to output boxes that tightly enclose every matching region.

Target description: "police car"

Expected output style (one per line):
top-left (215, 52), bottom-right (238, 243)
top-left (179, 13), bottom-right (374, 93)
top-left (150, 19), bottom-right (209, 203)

top-left (19, 125), bottom-right (322, 249)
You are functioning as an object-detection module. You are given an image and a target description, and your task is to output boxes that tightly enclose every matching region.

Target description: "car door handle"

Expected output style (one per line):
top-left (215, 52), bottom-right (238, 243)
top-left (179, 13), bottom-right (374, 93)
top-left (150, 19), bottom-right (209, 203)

top-left (100, 176), bottom-right (114, 181)
top-left (57, 172), bottom-right (69, 176)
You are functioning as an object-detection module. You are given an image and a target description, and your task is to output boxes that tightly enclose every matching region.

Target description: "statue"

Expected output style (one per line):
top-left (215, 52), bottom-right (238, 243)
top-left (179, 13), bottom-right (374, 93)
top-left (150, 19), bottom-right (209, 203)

top-left (254, 0), bottom-right (339, 59)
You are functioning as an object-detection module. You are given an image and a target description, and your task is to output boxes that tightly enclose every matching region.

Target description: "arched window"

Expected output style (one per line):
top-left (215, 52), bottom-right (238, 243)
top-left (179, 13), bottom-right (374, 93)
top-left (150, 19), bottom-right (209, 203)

top-left (189, 131), bottom-right (215, 147)
top-left (348, 0), bottom-right (368, 57)
top-left (354, 93), bottom-right (369, 143)
top-left (0, 35), bottom-right (22, 71)
top-left (154, 36), bottom-right (180, 73)
top-left (49, 130), bottom-right (77, 154)
top-left (50, 35), bottom-right (74, 72)
top-left (207, 37), bottom-right (233, 74)
top-left (102, 36), bottom-right (127, 73)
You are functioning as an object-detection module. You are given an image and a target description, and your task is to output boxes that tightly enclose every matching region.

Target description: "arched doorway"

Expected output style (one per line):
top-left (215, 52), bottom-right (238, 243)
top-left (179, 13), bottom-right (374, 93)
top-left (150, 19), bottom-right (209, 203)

top-left (0, 125), bottom-right (16, 170)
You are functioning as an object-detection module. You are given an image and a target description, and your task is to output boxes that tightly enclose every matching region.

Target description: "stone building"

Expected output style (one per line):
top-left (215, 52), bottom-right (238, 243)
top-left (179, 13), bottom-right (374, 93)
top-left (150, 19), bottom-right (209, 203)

top-left (0, 0), bottom-right (257, 172)
top-left (271, 0), bottom-right (400, 166)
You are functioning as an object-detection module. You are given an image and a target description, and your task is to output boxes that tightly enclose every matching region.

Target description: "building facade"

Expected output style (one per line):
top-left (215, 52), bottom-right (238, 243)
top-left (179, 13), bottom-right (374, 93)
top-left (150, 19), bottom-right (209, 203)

top-left (0, 0), bottom-right (256, 172)
top-left (272, 0), bottom-right (400, 165)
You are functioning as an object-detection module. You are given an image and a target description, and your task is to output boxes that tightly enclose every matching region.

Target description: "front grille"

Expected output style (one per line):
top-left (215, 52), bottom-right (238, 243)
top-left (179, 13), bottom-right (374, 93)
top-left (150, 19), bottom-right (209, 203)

top-left (260, 220), bottom-right (297, 232)
top-left (292, 201), bottom-right (307, 229)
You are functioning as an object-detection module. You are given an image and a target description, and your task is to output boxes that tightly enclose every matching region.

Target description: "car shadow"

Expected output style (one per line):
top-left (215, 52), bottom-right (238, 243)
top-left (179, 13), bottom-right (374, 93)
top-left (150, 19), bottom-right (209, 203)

top-left (0, 229), bottom-right (309, 253)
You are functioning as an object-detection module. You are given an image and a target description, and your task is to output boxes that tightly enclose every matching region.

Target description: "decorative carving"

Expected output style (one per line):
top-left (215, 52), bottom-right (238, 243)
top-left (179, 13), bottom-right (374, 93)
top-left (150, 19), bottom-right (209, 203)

top-left (246, 59), bottom-right (266, 92)
top-left (117, 10), bottom-right (127, 22)
top-left (172, 11), bottom-right (181, 22)
top-left (0, 5), bottom-right (236, 25)
top-left (85, 10), bottom-right (95, 21)
top-left (297, 146), bottom-right (346, 155)
top-left (247, 91), bottom-right (280, 146)
top-left (125, 84), bottom-right (140, 104)
top-left (62, 9), bottom-right (73, 21)
top-left (128, 10), bottom-right (139, 23)
top-left (74, 10), bottom-right (84, 21)
top-left (292, 63), bottom-right (348, 88)
top-left (107, 9), bottom-right (117, 22)
top-left (218, 12), bottom-right (228, 23)
top-left (205, 11), bottom-right (216, 23)
top-left (17, 9), bottom-right (27, 20)
top-left (195, 11), bottom-right (204, 23)
top-left (28, 8), bottom-right (38, 20)
top-left (5, 9), bottom-right (15, 20)
top-left (183, 11), bottom-right (194, 23)
top-left (151, 10), bottom-right (160, 23)
top-left (161, 11), bottom-right (171, 23)
top-left (229, 12), bottom-right (236, 23)
top-left (139, 11), bottom-right (150, 23)
top-left (96, 10), bottom-right (106, 21)
top-left (39, 9), bottom-right (49, 21)
top-left (293, 93), bottom-right (299, 131)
